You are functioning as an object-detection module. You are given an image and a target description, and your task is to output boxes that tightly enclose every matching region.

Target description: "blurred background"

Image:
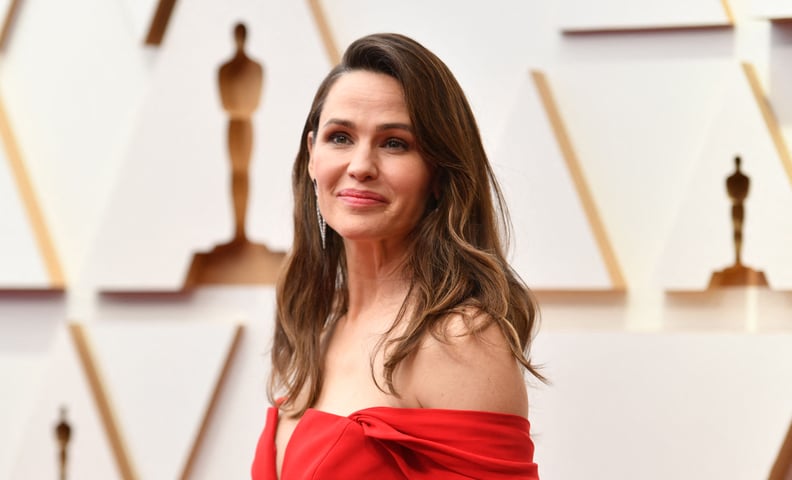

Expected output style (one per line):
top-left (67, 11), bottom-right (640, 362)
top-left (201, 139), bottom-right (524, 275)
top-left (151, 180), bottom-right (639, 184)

top-left (1, 0), bottom-right (791, 478)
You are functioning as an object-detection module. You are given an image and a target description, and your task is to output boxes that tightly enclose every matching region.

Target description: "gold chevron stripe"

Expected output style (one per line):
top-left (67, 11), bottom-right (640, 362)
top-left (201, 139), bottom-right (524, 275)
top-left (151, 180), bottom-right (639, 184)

top-left (144, 0), bottom-right (178, 46)
top-left (720, 0), bottom-right (735, 25)
top-left (530, 70), bottom-right (626, 290)
top-left (0, 94), bottom-right (65, 288)
top-left (0, 0), bottom-right (21, 50)
top-left (307, 0), bottom-right (340, 65)
top-left (180, 324), bottom-right (244, 480)
top-left (69, 323), bottom-right (138, 480)
top-left (769, 417), bottom-right (792, 480)
top-left (741, 63), bottom-right (792, 186)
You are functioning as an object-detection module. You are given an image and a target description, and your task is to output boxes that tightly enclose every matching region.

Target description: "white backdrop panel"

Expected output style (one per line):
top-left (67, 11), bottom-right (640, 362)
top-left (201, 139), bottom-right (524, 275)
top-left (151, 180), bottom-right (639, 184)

top-left (89, 320), bottom-right (239, 479)
top-left (118, 0), bottom-right (161, 43)
top-left (91, 286), bottom-right (277, 478)
top-left (530, 331), bottom-right (792, 480)
top-left (187, 299), bottom-right (276, 479)
top-left (751, 0), bottom-right (792, 19)
top-left (0, 298), bottom-right (61, 479)
top-left (493, 74), bottom-right (612, 289)
top-left (557, 0), bottom-right (731, 31)
top-left (0, 150), bottom-right (48, 287)
top-left (0, 0), bottom-right (152, 285)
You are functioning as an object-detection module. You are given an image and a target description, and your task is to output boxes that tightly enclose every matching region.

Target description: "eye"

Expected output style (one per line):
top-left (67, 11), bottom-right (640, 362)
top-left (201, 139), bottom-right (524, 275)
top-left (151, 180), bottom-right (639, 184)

top-left (383, 138), bottom-right (409, 151)
top-left (328, 132), bottom-right (351, 145)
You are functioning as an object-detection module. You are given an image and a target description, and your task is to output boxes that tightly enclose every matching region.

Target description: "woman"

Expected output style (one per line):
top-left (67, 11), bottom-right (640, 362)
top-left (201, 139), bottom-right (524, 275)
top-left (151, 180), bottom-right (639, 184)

top-left (252, 33), bottom-right (542, 479)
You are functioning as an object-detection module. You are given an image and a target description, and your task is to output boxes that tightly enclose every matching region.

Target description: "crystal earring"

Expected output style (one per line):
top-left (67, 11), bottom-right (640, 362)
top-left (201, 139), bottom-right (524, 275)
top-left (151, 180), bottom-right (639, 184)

top-left (313, 180), bottom-right (326, 249)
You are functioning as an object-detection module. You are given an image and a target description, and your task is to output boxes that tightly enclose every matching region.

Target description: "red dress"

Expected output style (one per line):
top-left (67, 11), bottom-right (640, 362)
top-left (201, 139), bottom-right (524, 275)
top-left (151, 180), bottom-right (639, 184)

top-left (251, 405), bottom-right (539, 479)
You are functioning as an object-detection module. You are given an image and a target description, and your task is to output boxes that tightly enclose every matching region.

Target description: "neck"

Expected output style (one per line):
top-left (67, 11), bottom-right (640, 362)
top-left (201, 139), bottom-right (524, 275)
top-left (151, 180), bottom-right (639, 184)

top-left (343, 239), bottom-right (412, 322)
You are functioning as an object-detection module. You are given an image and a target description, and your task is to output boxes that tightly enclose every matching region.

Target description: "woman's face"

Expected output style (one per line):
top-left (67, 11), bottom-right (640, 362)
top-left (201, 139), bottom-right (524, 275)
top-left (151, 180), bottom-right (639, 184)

top-left (308, 70), bottom-right (433, 246)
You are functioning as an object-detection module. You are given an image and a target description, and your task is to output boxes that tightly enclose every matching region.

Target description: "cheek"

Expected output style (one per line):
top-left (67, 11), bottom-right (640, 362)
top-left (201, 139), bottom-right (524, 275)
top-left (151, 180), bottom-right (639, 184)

top-left (312, 145), bottom-right (346, 177)
top-left (401, 172), bottom-right (434, 212)
top-left (311, 155), bottom-right (334, 186)
top-left (413, 165), bottom-right (434, 199)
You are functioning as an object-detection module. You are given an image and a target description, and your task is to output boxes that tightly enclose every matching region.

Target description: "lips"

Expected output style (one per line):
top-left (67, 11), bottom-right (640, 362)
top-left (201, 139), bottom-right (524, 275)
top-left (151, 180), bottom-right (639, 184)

top-left (337, 189), bottom-right (387, 205)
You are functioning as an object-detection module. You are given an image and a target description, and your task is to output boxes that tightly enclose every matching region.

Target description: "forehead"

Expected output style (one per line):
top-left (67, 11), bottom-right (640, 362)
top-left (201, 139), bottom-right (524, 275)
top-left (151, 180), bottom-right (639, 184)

top-left (320, 70), bottom-right (409, 122)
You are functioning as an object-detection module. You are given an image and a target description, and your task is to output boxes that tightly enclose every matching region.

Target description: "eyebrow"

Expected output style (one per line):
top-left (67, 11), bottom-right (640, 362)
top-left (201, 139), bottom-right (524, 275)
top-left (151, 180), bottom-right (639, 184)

top-left (323, 118), bottom-right (413, 133)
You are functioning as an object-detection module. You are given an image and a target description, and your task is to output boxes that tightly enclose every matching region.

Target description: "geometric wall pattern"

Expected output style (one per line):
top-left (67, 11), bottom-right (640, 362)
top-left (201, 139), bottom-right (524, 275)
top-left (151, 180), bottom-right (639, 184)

top-left (543, 60), bottom-right (739, 289)
top-left (87, 322), bottom-right (242, 479)
top-left (86, 0), bottom-right (630, 292)
top-left (493, 71), bottom-right (623, 290)
top-left (89, 0), bottom-right (331, 291)
top-left (0, 95), bottom-right (63, 289)
top-left (12, 322), bottom-right (242, 480)
top-left (12, 326), bottom-right (122, 479)
top-left (0, 128), bottom-right (48, 287)
top-left (657, 63), bottom-right (792, 290)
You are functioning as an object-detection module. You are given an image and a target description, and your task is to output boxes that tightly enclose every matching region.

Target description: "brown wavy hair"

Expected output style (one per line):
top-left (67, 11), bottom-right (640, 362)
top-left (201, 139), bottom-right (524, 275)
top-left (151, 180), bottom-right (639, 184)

top-left (269, 33), bottom-right (542, 415)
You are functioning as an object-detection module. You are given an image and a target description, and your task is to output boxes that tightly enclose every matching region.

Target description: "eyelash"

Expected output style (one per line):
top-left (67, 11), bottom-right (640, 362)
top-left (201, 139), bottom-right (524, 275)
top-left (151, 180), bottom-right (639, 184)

top-left (383, 138), bottom-right (408, 151)
top-left (328, 132), bottom-right (351, 145)
top-left (326, 133), bottom-right (409, 151)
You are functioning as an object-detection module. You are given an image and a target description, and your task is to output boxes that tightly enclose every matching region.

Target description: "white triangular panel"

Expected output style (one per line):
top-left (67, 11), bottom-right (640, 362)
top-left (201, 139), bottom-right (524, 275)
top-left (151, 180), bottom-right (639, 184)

top-left (547, 61), bottom-right (734, 286)
top-left (768, 23), bottom-right (792, 131)
top-left (89, 321), bottom-right (239, 479)
top-left (185, 323), bottom-right (273, 479)
top-left (657, 63), bottom-right (792, 290)
top-left (0, 301), bottom-right (62, 478)
top-left (0, 143), bottom-right (49, 288)
top-left (12, 326), bottom-right (120, 480)
top-left (751, 0), bottom-right (792, 19)
top-left (492, 73), bottom-right (612, 290)
top-left (118, 0), bottom-right (161, 43)
top-left (0, 355), bottom-right (43, 478)
top-left (91, 0), bottom-right (331, 290)
top-left (557, 0), bottom-right (731, 31)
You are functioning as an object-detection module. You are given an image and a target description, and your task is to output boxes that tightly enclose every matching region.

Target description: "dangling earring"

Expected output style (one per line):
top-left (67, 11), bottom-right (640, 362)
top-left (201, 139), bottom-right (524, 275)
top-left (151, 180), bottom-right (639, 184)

top-left (313, 179), bottom-right (326, 249)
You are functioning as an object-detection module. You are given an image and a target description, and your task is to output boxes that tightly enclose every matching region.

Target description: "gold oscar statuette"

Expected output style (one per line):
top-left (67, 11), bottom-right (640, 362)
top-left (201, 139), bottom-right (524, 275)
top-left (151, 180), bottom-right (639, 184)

top-left (185, 23), bottom-right (285, 287)
top-left (708, 155), bottom-right (768, 288)
top-left (54, 406), bottom-right (72, 480)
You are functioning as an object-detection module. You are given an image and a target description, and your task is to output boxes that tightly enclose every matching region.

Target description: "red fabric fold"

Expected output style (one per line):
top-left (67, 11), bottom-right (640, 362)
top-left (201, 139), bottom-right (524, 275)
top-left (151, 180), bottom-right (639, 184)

top-left (252, 406), bottom-right (539, 480)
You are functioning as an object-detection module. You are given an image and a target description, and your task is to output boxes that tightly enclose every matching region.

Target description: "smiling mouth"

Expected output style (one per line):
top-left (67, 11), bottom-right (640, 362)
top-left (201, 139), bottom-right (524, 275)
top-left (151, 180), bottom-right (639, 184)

top-left (337, 189), bottom-right (387, 205)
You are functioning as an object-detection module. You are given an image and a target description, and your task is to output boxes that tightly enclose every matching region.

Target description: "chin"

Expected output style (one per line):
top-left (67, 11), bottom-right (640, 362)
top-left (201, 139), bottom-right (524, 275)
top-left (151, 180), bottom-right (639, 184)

top-left (331, 226), bottom-right (404, 244)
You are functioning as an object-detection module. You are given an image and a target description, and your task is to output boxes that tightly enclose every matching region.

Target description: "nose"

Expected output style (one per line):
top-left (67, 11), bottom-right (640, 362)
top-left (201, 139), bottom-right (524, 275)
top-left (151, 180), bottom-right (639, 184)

top-left (347, 144), bottom-right (378, 181)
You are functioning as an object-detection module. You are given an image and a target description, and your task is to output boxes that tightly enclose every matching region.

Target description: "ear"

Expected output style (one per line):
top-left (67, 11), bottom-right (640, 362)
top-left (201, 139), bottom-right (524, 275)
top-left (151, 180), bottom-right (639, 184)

top-left (307, 131), bottom-right (315, 180)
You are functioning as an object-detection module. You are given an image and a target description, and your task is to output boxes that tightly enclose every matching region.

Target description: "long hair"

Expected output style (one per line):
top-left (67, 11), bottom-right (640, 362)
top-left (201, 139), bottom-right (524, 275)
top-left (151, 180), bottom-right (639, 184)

top-left (269, 33), bottom-right (542, 415)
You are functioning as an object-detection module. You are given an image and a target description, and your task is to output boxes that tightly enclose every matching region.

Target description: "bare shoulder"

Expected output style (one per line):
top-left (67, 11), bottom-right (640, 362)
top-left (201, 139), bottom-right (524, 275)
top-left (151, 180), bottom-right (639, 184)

top-left (404, 309), bottom-right (529, 417)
